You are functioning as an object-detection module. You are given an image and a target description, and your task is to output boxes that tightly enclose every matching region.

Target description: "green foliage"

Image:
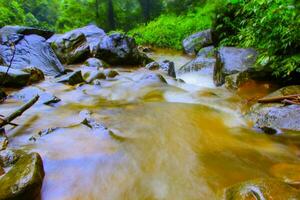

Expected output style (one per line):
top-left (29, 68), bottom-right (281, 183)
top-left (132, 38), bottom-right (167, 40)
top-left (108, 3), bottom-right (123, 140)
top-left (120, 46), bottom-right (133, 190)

top-left (129, 3), bottom-right (216, 50)
top-left (214, 0), bottom-right (300, 78)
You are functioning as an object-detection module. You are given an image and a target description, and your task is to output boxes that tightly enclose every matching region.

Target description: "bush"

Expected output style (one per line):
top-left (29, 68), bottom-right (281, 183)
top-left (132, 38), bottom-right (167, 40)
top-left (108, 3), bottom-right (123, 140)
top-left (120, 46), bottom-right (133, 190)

top-left (129, 3), bottom-right (216, 50)
top-left (214, 0), bottom-right (300, 79)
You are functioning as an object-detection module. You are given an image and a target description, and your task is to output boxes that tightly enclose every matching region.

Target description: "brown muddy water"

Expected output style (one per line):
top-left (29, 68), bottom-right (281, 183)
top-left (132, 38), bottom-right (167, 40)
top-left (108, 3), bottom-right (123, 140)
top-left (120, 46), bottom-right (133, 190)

top-left (1, 49), bottom-right (300, 200)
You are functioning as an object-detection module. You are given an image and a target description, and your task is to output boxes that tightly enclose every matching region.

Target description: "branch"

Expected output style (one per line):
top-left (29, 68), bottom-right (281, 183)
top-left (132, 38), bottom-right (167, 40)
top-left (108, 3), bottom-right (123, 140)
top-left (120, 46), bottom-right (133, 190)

top-left (0, 95), bottom-right (39, 127)
top-left (258, 94), bottom-right (300, 104)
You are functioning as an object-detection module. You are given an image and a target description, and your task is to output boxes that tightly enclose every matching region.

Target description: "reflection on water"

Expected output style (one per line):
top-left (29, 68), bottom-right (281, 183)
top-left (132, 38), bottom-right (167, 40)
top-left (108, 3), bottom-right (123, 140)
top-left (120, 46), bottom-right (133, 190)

top-left (0, 51), bottom-right (299, 200)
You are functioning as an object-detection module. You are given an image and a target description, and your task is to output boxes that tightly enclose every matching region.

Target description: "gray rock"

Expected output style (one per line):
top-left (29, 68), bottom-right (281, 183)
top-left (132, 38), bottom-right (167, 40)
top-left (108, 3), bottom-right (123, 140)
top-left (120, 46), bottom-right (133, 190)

top-left (0, 25), bottom-right (54, 41)
top-left (57, 70), bottom-right (85, 85)
top-left (84, 57), bottom-right (107, 68)
top-left (0, 88), bottom-right (7, 102)
top-left (81, 67), bottom-right (106, 83)
top-left (22, 66), bottom-right (45, 84)
top-left (11, 86), bottom-right (61, 105)
top-left (179, 46), bottom-right (216, 75)
top-left (247, 85), bottom-right (300, 132)
top-left (224, 72), bottom-right (251, 90)
top-left (138, 73), bottom-right (167, 84)
top-left (104, 69), bottom-right (119, 78)
top-left (96, 33), bottom-right (152, 66)
top-left (0, 149), bottom-right (45, 200)
top-left (145, 61), bottom-right (160, 70)
top-left (159, 60), bottom-right (176, 78)
top-left (0, 34), bottom-right (65, 76)
top-left (182, 29), bottom-right (213, 55)
top-left (48, 25), bottom-right (106, 64)
top-left (214, 47), bottom-right (258, 86)
top-left (0, 66), bottom-right (30, 87)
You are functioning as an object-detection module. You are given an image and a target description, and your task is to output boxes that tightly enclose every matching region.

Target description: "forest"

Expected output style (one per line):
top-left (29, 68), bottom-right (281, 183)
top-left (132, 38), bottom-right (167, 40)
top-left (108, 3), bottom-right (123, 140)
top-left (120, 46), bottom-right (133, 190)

top-left (0, 0), bottom-right (299, 78)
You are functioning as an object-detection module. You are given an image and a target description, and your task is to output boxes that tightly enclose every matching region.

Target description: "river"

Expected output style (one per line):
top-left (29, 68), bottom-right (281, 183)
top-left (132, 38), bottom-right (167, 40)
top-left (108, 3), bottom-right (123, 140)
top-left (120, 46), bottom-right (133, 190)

top-left (1, 49), bottom-right (299, 199)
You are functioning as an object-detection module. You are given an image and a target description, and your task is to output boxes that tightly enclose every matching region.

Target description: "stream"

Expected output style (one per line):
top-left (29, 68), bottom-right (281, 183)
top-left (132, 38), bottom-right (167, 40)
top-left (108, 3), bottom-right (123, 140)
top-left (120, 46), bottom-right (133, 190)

top-left (1, 49), bottom-right (300, 199)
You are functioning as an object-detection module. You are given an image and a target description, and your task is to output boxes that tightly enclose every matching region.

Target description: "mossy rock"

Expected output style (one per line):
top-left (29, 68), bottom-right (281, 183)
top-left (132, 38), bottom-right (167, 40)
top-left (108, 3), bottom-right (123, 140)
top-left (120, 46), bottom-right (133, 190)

top-left (0, 149), bottom-right (45, 200)
top-left (223, 178), bottom-right (300, 200)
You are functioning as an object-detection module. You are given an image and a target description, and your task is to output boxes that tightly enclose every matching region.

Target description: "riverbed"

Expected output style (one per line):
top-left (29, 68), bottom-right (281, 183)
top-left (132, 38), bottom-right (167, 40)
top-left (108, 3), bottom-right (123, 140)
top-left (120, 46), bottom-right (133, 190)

top-left (1, 49), bottom-right (299, 200)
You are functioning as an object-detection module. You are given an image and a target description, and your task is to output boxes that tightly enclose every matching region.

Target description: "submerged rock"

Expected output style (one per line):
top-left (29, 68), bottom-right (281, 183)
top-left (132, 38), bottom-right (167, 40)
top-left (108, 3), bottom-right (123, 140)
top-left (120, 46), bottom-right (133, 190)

top-left (105, 69), bottom-right (119, 78)
top-left (0, 128), bottom-right (8, 151)
top-left (179, 46), bottom-right (216, 75)
top-left (0, 88), bottom-right (7, 102)
top-left (182, 29), bottom-right (213, 55)
top-left (22, 66), bottom-right (45, 84)
top-left (159, 60), bottom-right (176, 78)
top-left (11, 86), bottom-right (61, 105)
top-left (247, 85), bottom-right (300, 132)
top-left (271, 163), bottom-right (300, 186)
top-left (81, 67), bottom-right (106, 83)
top-left (223, 178), bottom-right (300, 200)
top-left (138, 73), bottom-right (167, 84)
top-left (84, 57), bottom-right (107, 68)
top-left (0, 149), bottom-right (45, 200)
top-left (145, 61), bottom-right (160, 71)
top-left (96, 33), bottom-right (152, 66)
top-left (0, 34), bottom-right (65, 76)
top-left (214, 47), bottom-right (258, 86)
top-left (0, 66), bottom-right (30, 87)
top-left (57, 70), bottom-right (85, 85)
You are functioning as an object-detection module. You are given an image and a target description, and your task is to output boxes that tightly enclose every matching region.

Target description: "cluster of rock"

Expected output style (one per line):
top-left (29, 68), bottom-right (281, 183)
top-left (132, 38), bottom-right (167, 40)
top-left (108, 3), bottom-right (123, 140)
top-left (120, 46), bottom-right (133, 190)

top-left (0, 25), bottom-right (153, 90)
top-left (181, 29), bottom-right (300, 134)
top-left (180, 28), bottom-right (269, 90)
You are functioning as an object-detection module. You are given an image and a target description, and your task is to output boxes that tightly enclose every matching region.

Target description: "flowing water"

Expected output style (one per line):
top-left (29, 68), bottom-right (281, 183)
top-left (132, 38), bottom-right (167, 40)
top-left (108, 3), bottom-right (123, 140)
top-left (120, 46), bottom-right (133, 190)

top-left (1, 49), bottom-right (300, 199)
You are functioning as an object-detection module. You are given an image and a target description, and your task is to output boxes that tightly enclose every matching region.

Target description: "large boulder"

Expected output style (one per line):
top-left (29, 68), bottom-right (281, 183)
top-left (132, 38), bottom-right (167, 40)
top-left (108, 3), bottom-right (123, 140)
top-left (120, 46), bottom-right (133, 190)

top-left (213, 47), bottom-right (258, 86)
top-left (182, 29), bottom-right (213, 55)
top-left (158, 60), bottom-right (176, 78)
top-left (0, 149), bottom-right (45, 200)
top-left (48, 25), bottom-right (106, 64)
top-left (0, 25), bottom-right (54, 41)
top-left (223, 178), bottom-right (300, 200)
top-left (96, 33), bottom-right (152, 66)
top-left (57, 70), bottom-right (85, 85)
top-left (84, 57), bottom-right (107, 68)
top-left (179, 46), bottom-right (216, 75)
top-left (0, 66), bottom-right (31, 87)
top-left (247, 85), bottom-right (300, 132)
top-left (0, 34), bottom-right (65, 76)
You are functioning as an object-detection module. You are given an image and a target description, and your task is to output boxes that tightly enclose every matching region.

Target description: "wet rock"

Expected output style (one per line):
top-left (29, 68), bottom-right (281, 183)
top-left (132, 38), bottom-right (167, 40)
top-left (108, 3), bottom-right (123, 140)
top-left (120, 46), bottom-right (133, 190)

top-left (105, 69), bottom-right (119, 78)
top-left (57, 70), bottom-right (85, 85)
top-left (0, 66), bottom-right (30, 87)
top-left (81, 67), bottom-right (106, 83)
top-left (0, 25), bottom-right (54, 40)
top-left (84, 57), bottom-right (107, 68)
top-left (0, 88), bottom-right (7, 102)
top-left (22, 66), bottom-right (45, 84)
top-left (214, 47), bottom-right (258, 86)
top-left (0, 149), bottom-right (44, 200)
top-left (11, 86), bottom-right (61, 105)
top-left (49, 31), bottom-right (90, 64)
top-left (159, 60), bottom-right (176, 78)
top-left (138, 73), bottom-right (167, 84)
top-left (0, 34), bottom-right (65, 76)
top-left (138, 46), bottom-right (153, 53)
top-left (145, 61), bottom-right (160, 70)
top-left (96, 33), bottom-right (153, 66)
top-left (247, 85), bottom-right (300, 132)
top-left (223, 178), bottom-right (300, 200)
top-left (182, 29), bottom-right (213, 55)
top-left (0, 128), bottom-right (8, 151)
top-left (224, 72), bottom-right (251, 90)
top-left (48, 25), bottom-right (106, 64)
top-left (179, 46), bottom-right (216, 75)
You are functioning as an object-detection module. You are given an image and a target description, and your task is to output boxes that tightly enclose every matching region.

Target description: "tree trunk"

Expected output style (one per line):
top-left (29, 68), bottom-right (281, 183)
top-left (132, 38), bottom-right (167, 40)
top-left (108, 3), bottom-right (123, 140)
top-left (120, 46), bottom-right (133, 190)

top-left (107, 0), bottom-right (115, 30)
